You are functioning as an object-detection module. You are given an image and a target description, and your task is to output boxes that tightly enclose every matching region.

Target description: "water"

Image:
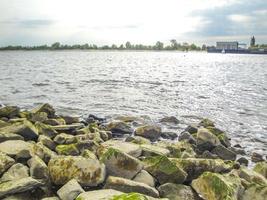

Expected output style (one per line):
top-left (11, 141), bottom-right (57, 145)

top-left (0, 51), bottom-right (266, 156)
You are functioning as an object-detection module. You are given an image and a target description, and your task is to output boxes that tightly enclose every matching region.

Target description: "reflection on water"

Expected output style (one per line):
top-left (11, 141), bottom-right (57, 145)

top-left (0, 51), bottom-right (266, 156)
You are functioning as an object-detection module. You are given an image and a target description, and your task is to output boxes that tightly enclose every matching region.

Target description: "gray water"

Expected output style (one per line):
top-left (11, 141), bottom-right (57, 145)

top-left (0, 51), bottom-right (266, 156)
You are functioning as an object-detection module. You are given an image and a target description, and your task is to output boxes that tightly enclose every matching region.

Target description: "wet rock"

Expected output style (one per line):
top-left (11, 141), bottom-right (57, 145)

top-left (28, 112), bottom-right (48, 123)
top-left (0, 140), bottom-right (32, 159)
top-left (44, 118), bottom-right (65, 126)
top-left (48, 156), bottom-right (106, 186)
top-left (38, 135), bottom-right (56, 150)
top-left (0, 120), bottom-right (9, 128)
top-left (35, 122), bottom-right (58, 139)
top-left (199, 118), bottom-right (215, 127)
top-left (106, 121), bottom-right (133, 134)
top-left (237, 157), bottom-right (249, 166)
top-left (178, 131), bottom-right (196, 144)
top-left (160, 141), bottom-right (196, 158)
top-left (0, 177), bottom-right (43, 198)
top-left (160, 131), bottom-right (178, 140)
top-left (56, 144), bottom-right (79, 156)
top-left (141, 144), bottom-right (170, 157)
top-left (0, 152), bottom-right (15, 175)
top-left (31, 103), bottom-right (55, 118)
top-left (104, 176), bottom-right (159, 198)
top-left (133, 170), bottom-right (155, 187)
top-left (211, 144), bottom-right (237, 161)
top-left (196, 128), bottom-right (220, 152)
top-left (0, 163), bottom-right (29, 182)
top-left (53, 133), bottom-right (76, 144)
top-left (57, 179), bottom-right (84, 200)
top-left (42, 197), bottom-right (60, 200)
top-left (242, 184), bottom-right (267, 200)
top-left (135, 125), bottom-right (161, 141)
top-left (185, 125), bottom-right (198, 134)
top-left (27, 156), bottom-right (49, 182)
top-left (125, 135), bottom-right (151, 145)
top-left (81, 149), bottom-right (98, 160)
top-left (0, 133), bottom-right (24, 143)
top-left (52, 124), bottom-right (84, 132)
top-left (76, 189), bottom-right (123, 200)
top-left (159, 116), bottom-right (179, 124)
top-left (251, 152), bottom-right (264, 163)
top-left (60, 115), bottom-right (80, 125)
top-left (100, 148), bottom-right (143, 179)
top-left (144, 156), bottom-right (187, 184)
top-left (229, 146), bottom-right (246, 155)
top-left (253, 161), bottom-right (267, 179)
top-left (237, 167), bottom-right (267, 185)
top-left (30, 142), bottom-right (57, 163)
top-left (201, 150), bottom-right (219, 159)
top-left (158, 183), bottom-right (200, 200)
top-left (76, 140), bottom-right (99, 153)
top-left (0, 106), bottom-right (20, 118)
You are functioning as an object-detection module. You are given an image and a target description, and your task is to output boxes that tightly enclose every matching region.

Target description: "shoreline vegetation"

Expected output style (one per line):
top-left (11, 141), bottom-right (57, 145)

top-left (0, 103), bottom-right (266, 200)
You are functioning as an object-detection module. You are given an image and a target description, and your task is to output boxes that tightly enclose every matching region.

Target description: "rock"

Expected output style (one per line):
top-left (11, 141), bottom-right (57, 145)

top-left (201, 150), bottom-right (219, 159)
top-left (199, 118), bottom-right (215, 127)
top-left (0, 163), bottom-right (29, 182)
top-left (160, 132), bottom-right (178, 140)
top-left (2, 193), bottom-right (35, 200)
top-left (57, 179), bottom-right (84, 200)
top-left (109, 193), bottom-right (166, 200)
top-left (35, 122), bottom-right (58, 139)
top-left (251, 152), bottom-right (264, 163)
top-left (48, 156), bottom-right (106, 186)
top-left (52, 124), bottom-right (84, 132)
top-left (53, 133), bottom-right (76, 144)
top-left (185, 125), bottom-right (198, 134)
top-left (229, 147), bottom-right (246, 155)
top-left (211, 144), bottom-right (237, 161)
top-left (237, 157), bottom-right (249, 167)
top-left (31, 103), bottom-right (55, 118)
top-left (30, 142), bottom-right (57, 163)
top-left (76, 189), bottom-right (123, 200)
top-left (160, 141), bottom-right (196, 158)
top-left (44, 118), bottom-right (65, 126)
top-left (38, 135), bottom-right (56, 150)
top-left (0, 106), bottom-right (20, 118)
top-left (56, 144), bottom-right (79, 156)
top-left (0, 140), bottom-right (32, 159)
top-left (28, 112), bottom-right (48, 123)
top-left (42, 197), bottom-right (60, 200)
top-left (0, 177), bottom-right (43, 198)
top-left (76, 140), bottom-right (99, 153)
top-left (0, 120), bottom-right (38, 140)
top-left (98, 140), bottom-right (142, 158)
top-left (125, 136), bottom-right (151, 145)
top-left (27, 156), bottom-right (49, 182)
top-left (158, 183), bottom-right (199, 200)
top-left (237, 167), bottom-right (267, 185)
top-left (159, 116), bottom-right (179, 124)
top-left (196, 128), bottom-right (220, 152)
top-left (242, 184), bottom-right (267, 200)
top-left (0, 152), bottom-right (15, 175)
top-left (104, 176), bottom-right (159, 198)
top-left (99, 130), bottom-right (110, 141)
top-left (178, 131), bottom-right (196, 144)
top-left (253, 161), bottom-right (267, 179)
top-left (144, 156), bottom-right (187, 184)
top-left (0, 133), bottom-right (24, 143)
top-left (141, 144), bottom-right (170, 157)
top-left (133, 170), bottom-right (155, 187)
top-left (135, 125), bottom-right (161, 141)
top-left (171, 158), bottom-right (232, 181)
top-left (100, 148), bottom-right (143, 179)
top-left (0, 120), bottom-right (9, 128)
top-left (60, 115), bottom-right (80, 125)
top-left (192, 172), bottom-right (244, 200)
top-left (106, 121), bottom-right (133, 134)
top-left (81, 150), bottom-right (98, 160)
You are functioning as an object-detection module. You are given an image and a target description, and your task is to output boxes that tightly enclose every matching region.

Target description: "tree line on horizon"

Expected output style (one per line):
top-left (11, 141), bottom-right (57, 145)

top-left (0, 40), bottom-right (207, 51)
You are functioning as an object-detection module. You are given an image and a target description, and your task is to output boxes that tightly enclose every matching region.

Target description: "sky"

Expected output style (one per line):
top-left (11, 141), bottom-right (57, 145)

top-left (0, 0), bottom-right (267, 46)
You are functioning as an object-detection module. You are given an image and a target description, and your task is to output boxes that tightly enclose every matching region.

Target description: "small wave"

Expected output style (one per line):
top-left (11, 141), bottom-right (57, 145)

top-left (32, 83), bottom-right (50, 87)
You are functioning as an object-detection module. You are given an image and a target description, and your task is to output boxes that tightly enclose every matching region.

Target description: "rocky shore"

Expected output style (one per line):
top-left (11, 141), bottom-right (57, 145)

top-left (0, 103), bottom-right (266, 200)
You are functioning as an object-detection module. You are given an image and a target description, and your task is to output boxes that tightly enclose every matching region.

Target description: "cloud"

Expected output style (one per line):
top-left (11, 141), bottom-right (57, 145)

top-left (0, 19), bottom-right (56, 28)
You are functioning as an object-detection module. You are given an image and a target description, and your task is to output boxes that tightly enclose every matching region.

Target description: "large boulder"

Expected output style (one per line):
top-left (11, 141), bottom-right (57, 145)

top-left (100, 148), bottom-right (143, 179)
top-left (106, 121), bottom-right (133, 134)
top-left (57, 179), bottom-right (84, 200)
top-left (211, 144), bottom-right (237, 161)
top-left (196, 128), bottom-right (220, 151)
top-left (237, 167), bottom-right (267, 185)
top-left (144, 156), bottom-right (187, 184)
top-left (0, 163), bottom-right (29, 182)
top-left (0, 152), bottom-right (15, 175)
top-left (135, 125), bottom-right (161, 141)
top-left (0, 140), bottom-right (33, 159)
top-left (48, 156), bottom-right (106, 186)
top-left (0, 177), bottom-right (43, 198)
top-left (76, 189), bottom-right (123, 200)
top-left (104, 176), bottom-right (159, 198)
top-left (133, 170), bottom-right (156, 187)
top-left (31, 103), bottom-right (55, 118)
top-left (253, 162), bottom-right (267, 179)
top-left (191, 172), bottom-right (244, 200)
top-left (158, 183), bottom-right (200, 200)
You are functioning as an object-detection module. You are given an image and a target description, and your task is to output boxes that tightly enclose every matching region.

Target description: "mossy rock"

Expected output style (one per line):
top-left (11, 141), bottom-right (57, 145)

top-left (0, 106), bottom-right (20, 118)
top-left (110, 193), bottom-right (149, 200)
top-left (31, 103), bottom-right (55, 118)
top-left (81, 150), bottom-right (97, 160)
top-left (30, 142), bottom-right (57, 164)
top-left (106, 121), bottom-right (133, 134)
top-left (27, 112), bottom-right (48, 123)
top-left (253, 162), bottom-right (267, 179)
top-left (143, 156), bottom-right (187, 184)
top-left (125, 136), bottom-right (151, 145)
top-left (44, 118), bottom-right (66, 126)
top-left (140, 144), bottom-right (170, 157)
top-left (53, 133), bottom-right (77, 144)
top-left (199, 118), bottom-right (215, 127)
top-left (76, 189), bottom-right (123, 200)
top-left (242, 184), bottom-right (267, 200)
top-left (237, 167), bottom-right (267, 186)
top-left (191, 172), bottom-right (244, 200)
top-left (135, 125), bottom-right (161, 141)
top-left (0, 152), bottom-right (15, 176)
top-left (196, 128), bottom-right (220, 152)
top-left (0, 140), bottom-right (33, 159)
top-left (35, 122), bottom-right (58, 139)
top-left (55, 144), bottom-right (79, 156)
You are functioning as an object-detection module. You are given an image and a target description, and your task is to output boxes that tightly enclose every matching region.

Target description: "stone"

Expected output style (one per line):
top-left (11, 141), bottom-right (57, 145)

top-left (159, 116), bottom-right (179, 124)
top-left (81, 150), bottom-right (97, 160)
top-left (0, 106), bottom-right (20, 118)
top-left (0, 120), bottom-right (9, 128)
top-left (28, 112), bottom-right (48, 123)
top-left (160, 141), bottom-right (196, 158)
top-left (196, 128), bottom-right (220, 151)
top-left (52, 124), bottom-right (84, 132)
top-left (106, 121), bottom-right (133, 134)
top-left (141, 144), bottom-right (170, 157)
top-left (144, 156), bottom-right (187, 184)
top-left (133, 170), bottom-right (155, 187)
top-left (237, 157), bottom-right (249, 166)
top-left (30, 142), bottom-right (57, 163)
top-left (251, 152), bottom-right (264, 163)
top-left (56, 144), bottom-right (79, 156)
top-left (171, 158), bottom-right (232, 181)
top-left (0, 152), bottom-right (15, 175)
top-left (35, 122), bottom-right (58, 139)
top-left (38, 135), bottom-right (56, 150)
top-left (253, 161), bottom-right (267, 179)
top-left (199, 118), bottom-right (215, 127)
top-left (109, 193), bottom-right (166, 200)
top-left (104, 176), bottom-right (159, 198)
top-left (211, 144), bottom-right (237, 161)
top-left (2, 193), bottom-right (35, 200)
top-left (185, 125), bottom-right (198, 134)
top-left (76, 189), bottom-right (123, 200)
top-left (42, 197), bottom-right (60, 200)
top-left (53, 133), bottom-right (76, 144)
top-left (57, 179), bottom-right (84, 200)
top-left (237, 167), bottom-right (267, 185)
top-left (0, 133), bottom-right (24, 143)
top-left (242, 185), bottom-right (267, 200)
top-left (27, 156), bottom-right (49, 181)
top-left (60, 115), bottom-right (80, 124)
top-left (0, 120), bottom-right (38, 140)
top-left (0, 177), bottom-right (43, 198)
top-left (229, 147), bottom-right (246, 155)
top-left (48, 156), bottom-right (106, 186)
top-left (191, 172), bottom-right (244, 200)
top-left (135, 125), bottom-right (161, 141)
top-left (160, 132), bottom-right (178, 140)
top-left (100, 148), bottom-right (143, 179)
top-left (201, 150), bottom-right (219, 159)
top-left (98, 140), bottom-right (142, 158)
top-left (158, 183), bottom-right (199, 200)
top-left (76, 140), bottom-right (99, 153)
top-left (125, 136), bottom-right (151, 145)
top-left (44, 118), bottom-right (65, 126)
top-left (31, 103), bottom-right (55, 118)
top-left (0, 140), bottom-right (32, 159)
top-left (178, 131), bottom-right (196, 144)
top-left (0, 163), bottom-right (29, 182)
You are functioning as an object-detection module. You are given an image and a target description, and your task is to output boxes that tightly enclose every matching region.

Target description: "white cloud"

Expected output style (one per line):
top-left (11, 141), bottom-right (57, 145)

top-left (228, 14), bottom-right (251, 23)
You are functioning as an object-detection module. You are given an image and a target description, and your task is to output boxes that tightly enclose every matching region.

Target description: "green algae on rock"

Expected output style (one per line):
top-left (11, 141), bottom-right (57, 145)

top-left (55, 143), bottom-right (79, 156)
top-left (0, 152), bottom-right (15, 175)
top-left (76, 189), bottom-right (123, 200)
top-left (135, 125), bottom-right (161, 141)
top-left (253, 162), bottom-right (267, 179)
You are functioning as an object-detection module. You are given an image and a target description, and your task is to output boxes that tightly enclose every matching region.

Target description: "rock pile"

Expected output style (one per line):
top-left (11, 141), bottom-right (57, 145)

top-left (0, 104), bottom-right (266, 200)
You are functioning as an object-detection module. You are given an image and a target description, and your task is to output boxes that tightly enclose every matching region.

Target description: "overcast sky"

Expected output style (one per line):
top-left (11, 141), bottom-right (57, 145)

top-left (0, 0), bottom-right (266, 46)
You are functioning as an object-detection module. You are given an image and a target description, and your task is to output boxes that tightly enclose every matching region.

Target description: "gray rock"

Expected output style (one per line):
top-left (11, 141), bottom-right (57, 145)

top-left (106, 121), bottom-right (133, 134)
top-left (0, 106), bottom-right (20, 118)
top-left (0, 152), bottom-right (15, 175)
top-left (161, 132), bottom-right (178, 140)
top-left (251, 152), bottom-right (264, 163)
top-left (53, 133), bottom-right (76, 145)
top-left (159, 116), bottom-right (179, 124)
top-left (178, 132), bottom-right (196, 144)
top-left (30, 142), bottom-right (57, 163)
top-left (60, 115), bottom-right (80, 124)
top-left (211, 144), bottom-right (237, 161)
top-left (76, 189), bottom-right (123, 200)
top-left (196, 128), bottom-right (220, 151)
top-left (125, 136), bottom-right (151, 145)
top-left (141, 144), bottom-right (170, 157)
top-left (104, 176), bottom-right (159, 198)
top-left (57, 179), bottom-right (84, 200)
top-left (0, 177), bottom-right (43, 198)
top-left (31, 103), bottom-right (55, 118)
top-left (133, 170), bottom-right (155, 187)
top-left (0, 140), bottom-right (33, 159)
top-left (201, 150), bottom-right (219, 159)
top-left (35, 122), bottom-right (58, 139)
top-left (38, 135), bottom-right (56, 150)
top-left (242, 184), bottom-right (267, 200)
top-left (185, 125), bottom-right (198, 134)
top-left (0, 133), bottom-right (24, 143)
top-left (0, 163), bottom-right (29, 182)
top-left (2, 193), bottom-right (35, 200)
top-left (237, 157), bottom-right (249, 166)
top-left (229, 146), bottom-right (246, 155)
top-left (41, 197), bottom-right (60, 200)
top-left (27, 156), bottom-right (49, 182)
top-left (135, 125), bottom-right (161, 141)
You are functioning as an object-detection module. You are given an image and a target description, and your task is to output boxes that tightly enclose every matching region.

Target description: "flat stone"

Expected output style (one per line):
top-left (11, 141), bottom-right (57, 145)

top-left (0, 163), bottom-right (29, 182)
top-left (211, 144), bottom-right (237, 161)
top-left (0, 140), bottom-right (33, 159)
top-left (57, 179), bottom-right (84, 200)
top-left (133, 170), bottom-right (155, 187)
top-left (0, 133), bottom-right (24, 143)
top-left (141, 144), bottom-right (170, 157)
top-left (27, 156), bottom-right (49, 182)
top-left (76, 189), bottom-right (123, 200)
top-left (0, 152), bottom-right (15, 175)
